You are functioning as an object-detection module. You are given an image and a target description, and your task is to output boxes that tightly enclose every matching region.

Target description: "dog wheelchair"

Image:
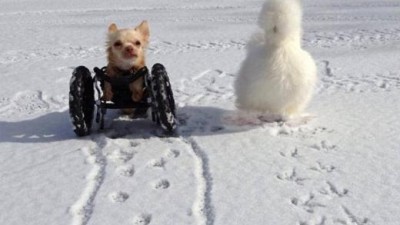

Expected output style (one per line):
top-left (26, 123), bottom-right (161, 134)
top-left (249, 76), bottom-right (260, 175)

top-left (69, 63), bottom-right (176, 137)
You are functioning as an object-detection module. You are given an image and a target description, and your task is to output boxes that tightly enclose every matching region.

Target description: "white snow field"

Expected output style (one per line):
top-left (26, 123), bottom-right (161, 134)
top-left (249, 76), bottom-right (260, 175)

top-left (1, 0), bottom-right (400, 224)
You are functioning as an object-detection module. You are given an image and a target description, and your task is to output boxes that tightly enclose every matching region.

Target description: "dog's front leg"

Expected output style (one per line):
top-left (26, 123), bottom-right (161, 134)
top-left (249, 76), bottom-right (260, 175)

top-left (102, 81), bottom-right (114, 101)
top-left (130, 77), bottom-right (144, 102)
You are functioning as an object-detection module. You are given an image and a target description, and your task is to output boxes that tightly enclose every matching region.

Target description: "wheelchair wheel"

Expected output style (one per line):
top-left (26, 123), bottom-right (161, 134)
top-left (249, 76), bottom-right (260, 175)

top-left (69, 66), bottom-right (95, 137)
top-left (148, 63), bottom-right (177, 132)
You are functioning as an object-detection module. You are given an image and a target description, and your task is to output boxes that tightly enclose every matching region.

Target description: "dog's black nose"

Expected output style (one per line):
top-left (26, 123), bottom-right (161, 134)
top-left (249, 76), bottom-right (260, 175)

top-left (125, 46), bottom-right (134, 53)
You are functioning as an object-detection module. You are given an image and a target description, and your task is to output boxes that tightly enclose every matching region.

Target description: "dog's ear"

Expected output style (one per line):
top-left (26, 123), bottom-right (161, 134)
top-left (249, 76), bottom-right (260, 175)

top-left (108, 23), bottom-right (118, 33)
top-left (135, 20), bottom-right (150, 42)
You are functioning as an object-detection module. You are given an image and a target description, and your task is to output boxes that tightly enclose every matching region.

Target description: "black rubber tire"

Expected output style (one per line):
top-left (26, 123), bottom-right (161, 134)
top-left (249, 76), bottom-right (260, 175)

top-left (69, 66), bottom-right (95, 137)
top-left (149, 63), bottom-right (177, 132)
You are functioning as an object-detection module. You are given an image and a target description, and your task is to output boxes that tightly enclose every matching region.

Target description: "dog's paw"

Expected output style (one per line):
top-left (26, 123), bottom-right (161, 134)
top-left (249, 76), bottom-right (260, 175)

top-left (131, 91), bottom-right (143, 102)
top-left (101, 93), bottom-right (113, 101)
top-left (102, 89), bottom-right (114, 101)
top-left (121, 108), bottom-right (134, 115)
top-left (102, 82), bottom-right (114, 101)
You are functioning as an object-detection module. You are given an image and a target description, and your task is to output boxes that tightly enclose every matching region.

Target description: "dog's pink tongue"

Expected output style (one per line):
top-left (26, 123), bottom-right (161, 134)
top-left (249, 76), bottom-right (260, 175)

top-left (124, 52), bottom-right (137, 59)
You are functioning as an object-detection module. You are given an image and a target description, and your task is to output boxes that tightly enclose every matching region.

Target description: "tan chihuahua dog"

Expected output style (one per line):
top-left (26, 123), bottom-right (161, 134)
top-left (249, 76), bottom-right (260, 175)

top-left (103, 21), bottom-right (150, 103)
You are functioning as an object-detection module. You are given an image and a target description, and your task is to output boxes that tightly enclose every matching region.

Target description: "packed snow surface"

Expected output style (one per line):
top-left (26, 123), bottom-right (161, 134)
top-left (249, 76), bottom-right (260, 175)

top-left (1, 0), bottom-right (400, 225)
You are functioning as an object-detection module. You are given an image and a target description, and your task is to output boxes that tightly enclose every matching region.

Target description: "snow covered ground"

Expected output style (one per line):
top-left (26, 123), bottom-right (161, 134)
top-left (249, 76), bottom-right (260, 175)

top-left (1, 0), bottom-right (400, 224)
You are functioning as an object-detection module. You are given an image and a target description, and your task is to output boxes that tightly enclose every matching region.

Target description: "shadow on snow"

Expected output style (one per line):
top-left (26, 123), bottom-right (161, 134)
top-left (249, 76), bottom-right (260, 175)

top-left (0, 106), bottom-right (255, 143)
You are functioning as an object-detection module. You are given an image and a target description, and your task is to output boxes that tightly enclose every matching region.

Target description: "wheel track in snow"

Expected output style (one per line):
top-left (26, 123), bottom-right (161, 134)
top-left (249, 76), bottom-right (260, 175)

top-left (71, 116), bottom-right (213, 225)
top-left (70, 133), bottom-right (146, 225)
top-left (86, 129), bottom-right (156, 224)
top-left (179, 136), bottom-right (214, 225)
top-left (70, 136), bottom-right (108, 225)
top-left (173, 68), bottom-right (229, 225)
top-left (175, 68), bottom-right (228, 225)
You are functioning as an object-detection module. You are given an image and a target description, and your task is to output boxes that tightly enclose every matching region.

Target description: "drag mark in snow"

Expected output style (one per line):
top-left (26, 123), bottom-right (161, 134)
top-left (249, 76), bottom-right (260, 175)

top-left (180, 137), bottom-right (214, 225)
top-left (70, 138), bottom-right (107, 225)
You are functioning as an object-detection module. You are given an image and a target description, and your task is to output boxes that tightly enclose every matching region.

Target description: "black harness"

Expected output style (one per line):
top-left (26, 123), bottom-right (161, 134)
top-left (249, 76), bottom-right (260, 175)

top-left (93, 66), bottom-right (149, 104)
top-left (94, 66), bottom-right (148, 86)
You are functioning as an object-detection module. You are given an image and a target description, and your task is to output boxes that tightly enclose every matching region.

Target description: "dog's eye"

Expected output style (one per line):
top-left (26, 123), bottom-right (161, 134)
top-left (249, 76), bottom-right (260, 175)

top-left (114, 41), bottom-right (122, 47)
top-left (134, 40), bottom-right (141, 46)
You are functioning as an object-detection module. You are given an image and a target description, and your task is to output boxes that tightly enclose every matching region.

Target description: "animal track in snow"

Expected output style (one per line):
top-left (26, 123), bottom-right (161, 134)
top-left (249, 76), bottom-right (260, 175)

top-left (147, 148), bottom-right (182, 170)
top-left (335, 206), bottom-right (370, 225)
top-left (310, 162), bottom-right (336, 174)
top-left (177, 69), bottom-right (235, 105)
top-left (130, 141), bottom-right (141, 147)
top-left (0, 90), bottom-right (50, 116)
top-left (165, 149), bottom-right (180, 158)
top-left (280, 147), bottom-right (301, 159)
top-left (0, 97), bottom-right (10, 107)
top-left (318, 64), bottom-right (400, 93)
top-left (310, 141), bottom-right (337, 152)
top-left (109, 191), bottom-right (129, 203)
top-left (0, 46), bottom-right (104, 64)
top-left (319, 182), bottom-right (349, 198)
top-left (108, 149), bottom-right (135, 164)
top-left (276, 168), bottom-right (308, 186)
top-left (148, 158), bottom-right (166, 169)
top-left (291, 193), bottom-right (326, 214)
top-left (152, 179), bottom-right (170, 190)
top-left (298, 216), bottom-right (327, 225)
top-left (148, 39), bottom-right (246, 55)
top-left (117, 164), bottom-right (135, 177)
top-left (323, 60), bottom-right (334, 77)
top-left (303, 28), bottom-right (400, 50)
top-left (132, 213), bottom-right (152, 225)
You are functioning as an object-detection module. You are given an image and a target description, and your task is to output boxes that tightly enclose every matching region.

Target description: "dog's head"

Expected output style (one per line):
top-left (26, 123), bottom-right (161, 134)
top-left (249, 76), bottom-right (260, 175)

top-left (106, 21), bottom-right (150, 70)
